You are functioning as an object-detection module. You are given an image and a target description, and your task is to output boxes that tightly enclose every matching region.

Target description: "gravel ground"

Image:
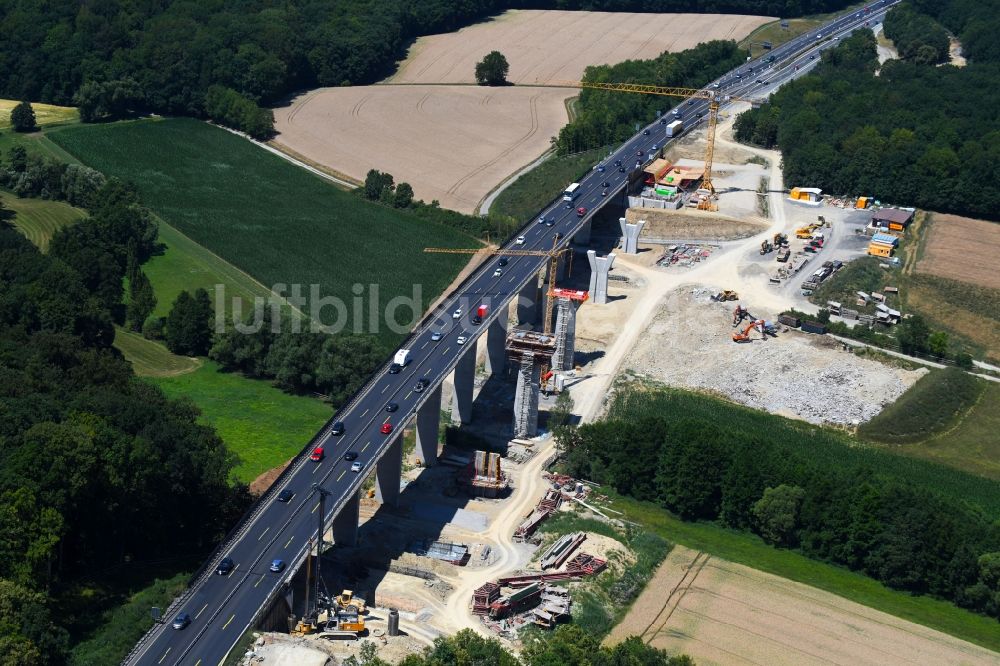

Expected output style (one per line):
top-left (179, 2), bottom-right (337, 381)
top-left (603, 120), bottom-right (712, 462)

top-left (625, 288), bottom-right (926, 426)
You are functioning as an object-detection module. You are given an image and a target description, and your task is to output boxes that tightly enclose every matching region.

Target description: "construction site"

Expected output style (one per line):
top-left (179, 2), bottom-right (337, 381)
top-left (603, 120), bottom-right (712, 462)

top-left (237, 80), bottom-right (942, 666)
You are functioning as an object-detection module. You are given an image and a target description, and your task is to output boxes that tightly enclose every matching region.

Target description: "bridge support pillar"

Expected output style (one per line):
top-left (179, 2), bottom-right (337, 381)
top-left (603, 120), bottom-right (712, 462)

top-left (375, 435), bottom-right (403, 507)
top-left (517, 276), bottom-right (539, 327)
top-left (574, 218), bottom-right (592, 246)
top-left (416, 384), bottom-right (441, 467)
top-left (331, 489), bottom-right (360, 547)
top-left (619, 217), bottom-right (645, 254)
top-left (484, 306), bottom-right (509, 375)
top-left (512, 354), bottom-right (541, 438)
top-left (552, 298), bottom-right (580, 371)
top-left (451, 348), bottom-right (475, 424)
top-left (587, 250), bottom-right (616, 305)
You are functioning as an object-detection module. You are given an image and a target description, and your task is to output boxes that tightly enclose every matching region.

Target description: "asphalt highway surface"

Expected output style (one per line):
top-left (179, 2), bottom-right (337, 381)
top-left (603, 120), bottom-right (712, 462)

top-left (126, 3), bottom-right (896, 663)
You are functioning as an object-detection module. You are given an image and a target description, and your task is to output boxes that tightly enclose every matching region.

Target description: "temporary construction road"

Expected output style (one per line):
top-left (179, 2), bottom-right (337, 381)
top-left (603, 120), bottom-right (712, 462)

top-left (125, 3), bottom-right (897, 664)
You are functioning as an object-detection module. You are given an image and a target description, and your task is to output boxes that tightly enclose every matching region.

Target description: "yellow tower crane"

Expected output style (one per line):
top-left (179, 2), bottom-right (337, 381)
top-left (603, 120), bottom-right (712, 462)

top-left (424, 237), bottom-right (571, 337)
top-left (539, 81), bottom-right (758, 204)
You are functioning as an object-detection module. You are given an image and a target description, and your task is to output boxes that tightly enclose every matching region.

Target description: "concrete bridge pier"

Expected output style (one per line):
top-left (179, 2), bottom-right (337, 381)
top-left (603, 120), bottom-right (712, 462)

top-left (331, 489), bottom-right (360, 547)
top-left (587, 250), bottom-right (616, 305)
top-left (619, 217), bottom-right (645, 254)
top-left (484, 306), bottom-right (509, 375)
top-left (517, 276), bottom-right (539, 327)
top-left (512, 354), bottom-right (541, 438)
top-left (374, 435), bottom-right (403, 506)
top-left (451, 347), bottom-right (475, 424)
top-left (415, 384), bottom-right (441, 467)
top-left (574, 218), bottom-right (592, 246)
top-left (552, 298), bottom-right (581, 371)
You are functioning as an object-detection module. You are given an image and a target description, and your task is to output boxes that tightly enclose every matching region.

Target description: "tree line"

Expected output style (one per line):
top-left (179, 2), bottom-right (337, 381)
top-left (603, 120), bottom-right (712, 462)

top-left (903, 0), bottom-right (1000, 64)
top-left (0, 0), bottom-right (860, 139)
top-left (555, 40), bottom-right (746, 155)
top-left (734, 29), bottom-right (1000, 220)
top-left (0, 166), bottom-right (249, 662)
top-left (883, 3), bottom-right (950, 64)
top-left (557, 385), bottom-right (1000, 621)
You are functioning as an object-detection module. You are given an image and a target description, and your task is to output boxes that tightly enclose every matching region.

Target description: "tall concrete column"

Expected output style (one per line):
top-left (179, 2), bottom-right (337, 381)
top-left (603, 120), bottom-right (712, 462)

top-left (415, 384), bottom-right (441, 467)
top-left (619, 217), bottom-right (645, 254)
top-left (574, 218), bottom-right (592, 245)
top-left (517, 277), bottom-right (539, 327)
top-left (451, 348), bottom-right (475, 425)
top-left (331, 489), bottom-right (360, 547)
top-left (552, 298), bottom-right (580, 371)
top-left (512, 355), bottom-right (541, 438)
top-left (375, 435), bottom-right (403, 506)
top-left (484, 306), bottom-right (509, 375)
top-left (587, 250), bottom-right (616, 305)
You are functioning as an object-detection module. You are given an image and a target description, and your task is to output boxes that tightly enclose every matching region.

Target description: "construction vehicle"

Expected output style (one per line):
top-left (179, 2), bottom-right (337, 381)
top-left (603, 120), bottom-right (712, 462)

top-left (712, 290), bottom-right (739, 302)
top-left (535, 80), bottom-right (759, 208)
top-left (335, 589), bottom-right (367, 614)
top-left (732, 319), bottom-right (766, 342)
top-left (760, 240), bottom-right (773, 254)
top-left (776, 248), bottom-right (790, 262)
top-left (773, 233), bottom-right (788, 247)
top-left (732, 304), bottom-right (754, 326)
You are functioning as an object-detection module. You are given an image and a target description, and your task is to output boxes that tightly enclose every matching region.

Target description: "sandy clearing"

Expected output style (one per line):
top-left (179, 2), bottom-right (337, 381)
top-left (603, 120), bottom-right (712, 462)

top-left (607, 546), bottom-right (999, 666)
top-left (918, 213), bottom-right (1000, 290)
top-left (389, 10), bottom-right (773, 85)
top-left (273, 85), bottom-right (572, 213)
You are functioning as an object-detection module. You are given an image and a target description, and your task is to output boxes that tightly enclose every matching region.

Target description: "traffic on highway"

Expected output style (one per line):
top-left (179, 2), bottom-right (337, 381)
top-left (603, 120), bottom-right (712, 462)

top-left (127, 3), bottom-right (896, 663)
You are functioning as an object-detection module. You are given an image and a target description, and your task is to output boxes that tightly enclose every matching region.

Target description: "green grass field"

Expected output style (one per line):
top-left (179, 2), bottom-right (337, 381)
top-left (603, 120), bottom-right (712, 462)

top-left (144, 218), bottom-right (277, 319)
top-left (151, 361), bottom-right (331, 483)
top-left (48, 118), bottom-right (472, 344)
top-left (738, 19), bottom-right (823, 56)
top-left (0, 189), bottom-right (86, 251)
top-left (0, 125), bottom-right (81, 163)
top-left (861, 372), bottom-right (1000, 480)
top-left (112, 328), bottom-right (202, 378)
top-left (491, 147), bottom-right (606, 222)
top-left (607, 491), bottom-right (1000, 654)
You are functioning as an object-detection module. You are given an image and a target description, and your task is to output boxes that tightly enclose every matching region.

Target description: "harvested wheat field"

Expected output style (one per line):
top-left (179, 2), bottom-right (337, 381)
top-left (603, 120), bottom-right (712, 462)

top-left (918, 213), bottom-right (1000, 290)
top-left (389, 10), bottom-right (772, 85)
top-left (606, 546), bottom-right (999, 666)
top-left (274, 86), bottom-right (570, 212)
top-left (273, 10), bottom-right (771, 213)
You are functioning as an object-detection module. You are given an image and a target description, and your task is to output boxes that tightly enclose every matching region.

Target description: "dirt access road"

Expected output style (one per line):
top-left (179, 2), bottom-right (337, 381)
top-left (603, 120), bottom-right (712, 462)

top-left (272, 10), bottom-right (771, 213)
top-left (606, 546), bottom-right (999, 666)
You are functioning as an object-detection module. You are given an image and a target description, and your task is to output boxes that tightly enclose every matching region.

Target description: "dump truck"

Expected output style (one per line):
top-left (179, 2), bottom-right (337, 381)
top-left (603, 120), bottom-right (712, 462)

top-left (665, 119), bottom-right (684, 137)
top-left (776, 248), bottom-right (790, 262)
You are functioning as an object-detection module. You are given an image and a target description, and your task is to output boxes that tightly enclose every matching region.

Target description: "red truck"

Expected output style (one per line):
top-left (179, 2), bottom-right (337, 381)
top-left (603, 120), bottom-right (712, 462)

top-left (477, 304), bottom-right (489, 318)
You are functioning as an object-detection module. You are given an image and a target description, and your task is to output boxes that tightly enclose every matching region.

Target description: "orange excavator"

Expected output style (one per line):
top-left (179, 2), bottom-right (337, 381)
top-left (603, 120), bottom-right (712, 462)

top-left (732, 319), bottom-right (766, 343)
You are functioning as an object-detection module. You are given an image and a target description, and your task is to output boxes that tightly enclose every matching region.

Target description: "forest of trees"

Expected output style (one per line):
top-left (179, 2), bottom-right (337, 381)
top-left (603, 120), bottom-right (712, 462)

top-left (558, 387), bottom-right (1000, 621)
top-left (902, 0), bottom-right (1000, 64)
top-left (556, 40), bottom-right (745, 154)
top-left (734, 28), bottom-right (1000, 219)
top-left (0, 157), bottom-right (249, 661)
top-left (883, 3), bottom-right (950, 64)
top-left (0, 0), bottom-right (859, 137)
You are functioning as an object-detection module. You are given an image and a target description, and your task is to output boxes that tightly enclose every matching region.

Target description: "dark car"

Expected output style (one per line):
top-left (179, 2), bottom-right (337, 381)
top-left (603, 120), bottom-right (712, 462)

top-left (172, 612), bottom-right (191, 630)
top-left (498, 257), bottom-right (509, 266)
top-left (385, 402), bottom-right (398, 413)
top-left (555, 232), bottom-right (564, 240)
top-left (414, 378), bottom-right (430, 393)
top-left (276, 488), bottom-right (295, 503)
top-left (331, 421), bottom-right (345, 436)
top-left (269, 559), bottom-right (285, 573)
top-left (344, 451), bottom-right (358, 461)
top-left (601, 190), bottom-right (608, 197)
top-left (636, 150), bottom-right (644, 156)
top-left (659, 118), bottom-right (667, 124)
top-left (388, 363), bottom-right (402, 374)
top-left (618, 166), bottom-right (626, 173)
top-left (602, 181), bottom-right (610, 188)
top-left (642, 129), bottom-right (650, 135)
top-left (696, 112), bottom-right (703, 118)
top-left (545, 218), bottom-right (554, 227)
top-left (687, 99), bottom-right (695, 105)
top-left (809, 54), bottom-right (815, 60)
top-left (471, 315), bottom-right (482, 325)
top-left (614, 160), bottom-right (622, 167)
top-left (217, 557), bottom-right (235, 576)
